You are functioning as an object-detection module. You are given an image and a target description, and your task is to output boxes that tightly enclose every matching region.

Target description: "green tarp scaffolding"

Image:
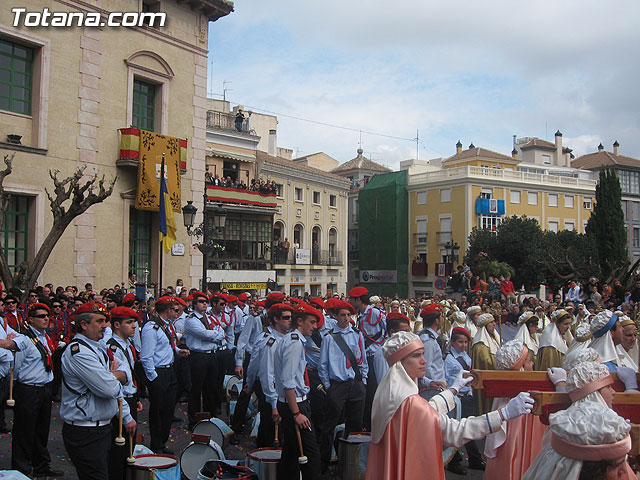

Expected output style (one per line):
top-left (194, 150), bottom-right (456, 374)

top-left (358, 171), bottom-right (408, 297)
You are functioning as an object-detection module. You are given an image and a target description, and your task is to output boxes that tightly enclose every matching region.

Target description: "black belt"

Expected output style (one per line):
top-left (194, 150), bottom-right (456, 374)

top-left (191, 349), bottom-right (214, 354)
top-left (156, 365), bottom-right (173, 369)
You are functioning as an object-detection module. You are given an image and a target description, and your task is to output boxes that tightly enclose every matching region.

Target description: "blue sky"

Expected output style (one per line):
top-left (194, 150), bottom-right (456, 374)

top-left (208, 1), bottom-right (640, 169)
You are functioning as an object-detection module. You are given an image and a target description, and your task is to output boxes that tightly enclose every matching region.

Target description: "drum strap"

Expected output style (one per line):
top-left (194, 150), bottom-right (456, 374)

top-left (330, 332), bottom-right (362, 381)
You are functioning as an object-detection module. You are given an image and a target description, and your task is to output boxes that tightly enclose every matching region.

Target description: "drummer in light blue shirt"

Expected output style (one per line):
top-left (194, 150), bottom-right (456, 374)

top-left (372, 312), bottom-right (412, 382)
top-left (275, 303), bottom-right (322, 479)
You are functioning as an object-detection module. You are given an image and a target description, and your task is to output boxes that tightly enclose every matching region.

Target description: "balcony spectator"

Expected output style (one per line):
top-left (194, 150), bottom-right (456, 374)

top-left (566, 281), bottom-right (582, 303)
top-left (500, 275), bottom-right (516, 307)
top-left (234, 109), bottom-right (245, 131)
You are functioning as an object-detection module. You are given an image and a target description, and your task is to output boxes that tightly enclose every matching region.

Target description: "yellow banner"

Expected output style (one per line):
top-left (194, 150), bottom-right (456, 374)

top-left (221, 282), bottom-right (267, 289)
top-left (135, 130), bottom-right (181, 212)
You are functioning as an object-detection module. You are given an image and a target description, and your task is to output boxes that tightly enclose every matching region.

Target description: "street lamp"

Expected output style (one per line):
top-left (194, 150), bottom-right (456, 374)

top-left (182, 201), bottom-right (197, 233)
top-left (444, 241), bottom-right (460, 265)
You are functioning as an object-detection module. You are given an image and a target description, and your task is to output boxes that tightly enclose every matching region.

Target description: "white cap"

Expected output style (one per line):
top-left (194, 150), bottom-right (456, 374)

top-left (495, 339), bottom-right (525, 371)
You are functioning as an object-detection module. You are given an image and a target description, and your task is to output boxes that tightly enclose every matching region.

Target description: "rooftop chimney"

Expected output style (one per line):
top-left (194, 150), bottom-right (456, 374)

top-left (597, 143), bottom-right (604, 152)
top-left (613, 140), bottom-right (620, 156)
top-left (555, 130), bottom-right (563, 167)
top-left (511, 148), bottom-right (518, 159)
top-left (357, 148), bottom-right (364, 156)
top-left (468, 142), bottom-right (475, 150)
top-left (456, 141), bottom-right (462, 154)
top-left (268, 129), bottom-right (277, 156)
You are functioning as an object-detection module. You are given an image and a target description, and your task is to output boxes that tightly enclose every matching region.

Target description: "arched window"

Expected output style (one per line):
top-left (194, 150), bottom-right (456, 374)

top-left (293, 224), bottom-right (304, 248)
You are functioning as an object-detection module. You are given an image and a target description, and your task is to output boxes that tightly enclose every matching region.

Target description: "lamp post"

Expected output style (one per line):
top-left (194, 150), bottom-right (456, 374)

top-left (444, 240), bottom-right (460, 269)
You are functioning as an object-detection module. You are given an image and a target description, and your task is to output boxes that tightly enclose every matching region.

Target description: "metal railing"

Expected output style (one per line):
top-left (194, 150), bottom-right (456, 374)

top-left (206, 111), bottom-right (250, 133)
top-left (436, 231), bottom-right (452, 245)
top-left (412, 232), bottom-right (427, 245)
top-left (273, 248), bottom-right (344, 266)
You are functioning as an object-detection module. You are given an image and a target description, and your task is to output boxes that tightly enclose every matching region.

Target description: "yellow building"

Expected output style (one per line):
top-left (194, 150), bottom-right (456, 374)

top-left (407, 135), bottom-right (597, 296)
top-left (0, 0), bottom-right (233, 289)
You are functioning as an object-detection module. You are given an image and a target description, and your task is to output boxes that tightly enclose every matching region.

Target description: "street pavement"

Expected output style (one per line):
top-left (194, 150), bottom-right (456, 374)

top-left (0, 399), bottom-right (484, 479)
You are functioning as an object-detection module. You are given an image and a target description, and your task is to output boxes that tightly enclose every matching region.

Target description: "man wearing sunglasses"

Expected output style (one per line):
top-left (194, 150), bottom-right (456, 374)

top-left (0, 303), bottom-right (64, 477)
top-left (184, 291), bottom-right (225, 429)
top-left (3, 294), bottom-right (25, 332)
top-left (209, 293), bottom-right (234, 414)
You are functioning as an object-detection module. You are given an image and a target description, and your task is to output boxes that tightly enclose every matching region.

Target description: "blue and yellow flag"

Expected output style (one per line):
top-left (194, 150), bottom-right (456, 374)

top-left (159, 156), bottom-right (177, 253)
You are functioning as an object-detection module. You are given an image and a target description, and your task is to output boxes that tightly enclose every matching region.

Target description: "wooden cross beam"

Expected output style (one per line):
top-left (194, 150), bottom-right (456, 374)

top-left (529, 391), bottom-right (640, 424)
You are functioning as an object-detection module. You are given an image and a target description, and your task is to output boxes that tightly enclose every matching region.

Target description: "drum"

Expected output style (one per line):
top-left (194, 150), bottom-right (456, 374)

top-left (197, 460), bottom-right (258, 480)
top-left (180, 440), bottom-right (224, 480)
top-left (442, 394), bottom-right (462, 465)
top-left (126, 454), bottom-right (180, 480)
top-left (246, 448), bottom-right (281, 480)
top-left (192, 417), bottom-right (233, 449)
top-left (225, 375), bottom-right (243, 400)
top-left (337, 432), bottom-right (370, 480)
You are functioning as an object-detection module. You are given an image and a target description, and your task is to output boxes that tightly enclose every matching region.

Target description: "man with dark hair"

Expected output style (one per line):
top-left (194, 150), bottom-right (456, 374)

top-left (372, 312), bottom-right (411, 381)
top-left (418, 304), bottom-right (447, 395)
top-left (140, 297), bottom-right (189, 453)
top-left (0, 304), bottom-right (64, 477)
top-left (3, 294), bottom-right (25, 332)
top-left (208, 293), bottom-right (233, 414)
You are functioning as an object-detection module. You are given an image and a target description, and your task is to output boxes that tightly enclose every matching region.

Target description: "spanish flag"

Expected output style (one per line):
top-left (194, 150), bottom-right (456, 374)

top-left (159, 156), bottom-right (177, 253)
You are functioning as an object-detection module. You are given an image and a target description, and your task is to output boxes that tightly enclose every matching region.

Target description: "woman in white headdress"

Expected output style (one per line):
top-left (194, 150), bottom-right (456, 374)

top-left (589, 310), bottom-right (622, 372)
top-left (471, 313), bottom-right (501, 414)
top-left (448, 311), bottom-right (467, 338)
top-left (465, 305), bottom-right (482, 340)
top-left (365, 331), bottom-right (534, 480)
top-left (566, 321), bottom-right (592, 355)
top-left (484, 340), bottom-right (548, 479)
top-left (536, 309), bottom-right (573, 370)
top-left (522, 401), bottom-right (635, 479)
top-left (514, 311), bottom-right (539, 364)
top-left (565, 361), bottom-right (616, 407)
top-left (616, 315), bottom-right (638, 372)
top-left (561, 347), bottom-right (600, 373)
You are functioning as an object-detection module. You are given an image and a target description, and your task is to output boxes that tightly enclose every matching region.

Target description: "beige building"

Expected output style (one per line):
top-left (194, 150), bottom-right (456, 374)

top-left (0, 0), bottom-right (233, 289)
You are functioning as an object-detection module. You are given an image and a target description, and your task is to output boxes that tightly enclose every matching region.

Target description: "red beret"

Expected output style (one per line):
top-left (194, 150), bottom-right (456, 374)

top-left (289, 297), bottom-right (304, 305)
top-left (185, 295), bottom-right (194, 301)
top-left (254, 300), bottom-right (266, 308)
top-left (309, 297), bottom-right (325, 309)
top-left (451, 326), bottom-right (472, 340)
top-left (238, 293), bottom-right (248, 302)
top-left (333, 300), bottom-right (356, 315)
top-left (267, 303), bottom-right (294, 316)
top-left (386, 312), bottom-right (409, 322)
top-left (110, 307), bottom-right (139, 320)
top-left (420, 304), bottom-right (443, 318)
top-left (155, 296), bottom-right (175, 305)
top-left (209, 292), bottom-right (226, 302)
top-left (28, 303), bottom-right (50, 315)
top-left (293, 303), bottom-right (324, 328)
top-left (267, 292), bottom-right (286, 302)
top-left (348, 286), bottom-right (368, 298)
top-left (324, 298), bottom-right (340, 311)
top-left (226, 294), bottom-right (238, 303)
top-left (122, 293), bottom-right (135, 304)
top-left (174, 297), bottom-right (187, 307)
top-left (75, 302), bottom-right (108, 316)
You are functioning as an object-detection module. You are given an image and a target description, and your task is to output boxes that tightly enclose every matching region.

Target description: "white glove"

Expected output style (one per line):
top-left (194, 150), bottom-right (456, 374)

top-left (547, 367), bottom-right (567, 385)
top-left (57, 341), bottom-right (67, 349)
top-left (450, 370), bottom-right (473, 393)
top-left (501, 392), bottom-right (534, 421)
top-left (616, 366), bottom-right (639, 392)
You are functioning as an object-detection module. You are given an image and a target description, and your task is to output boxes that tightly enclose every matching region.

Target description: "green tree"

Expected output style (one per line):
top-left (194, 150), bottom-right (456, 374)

top-left (494, 216), bottom-right (545, 289)
top-left (539, 229), bottom-right (599, 291)
top-left (585, 167), bottom-right (628, 280)
top-left (464, 227), bottom-right (498, 265)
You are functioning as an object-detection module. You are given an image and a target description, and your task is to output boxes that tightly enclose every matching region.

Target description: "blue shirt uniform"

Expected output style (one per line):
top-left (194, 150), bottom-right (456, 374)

top-left (275, 329), bottom-right (309, 402)
top-left (13, 326), bottom-right (55, 386)
top-left (304, 314), bottom-right (336, 370)
top-left (0, 323), bottom-right (17, 378)
top-left (358, 305), bottom-right (386, 357)
top-left (61, 333), bottom-right (132, 424)
top-left (235, 313), bottom-right (264, 366)
top-left (140, 317), bottom-right (177, 382)
top-left (420, 328), bottom-right (445, 383)
top-left (184, 311), bottom-right (225, 352)
top-left (106, 334), bottom-right (138, 398)
top-left (319, 325), bottom-right (369, 389)
top-left (232, 305), bottom-right (246, 335)
top-left (173, 312), bottom-right (188, 344)
top-left (258, 329), bottom-right (285, 409)
top-left (211, 310), bottom-right (235, 349)
top-left (444, 347), bottom-right (472, 396)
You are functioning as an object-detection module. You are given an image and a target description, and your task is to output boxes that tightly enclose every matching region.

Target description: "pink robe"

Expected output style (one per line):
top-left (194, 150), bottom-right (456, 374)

top-left (365, 394), bottom-right (444, 480)
top-left (484, 413), bottom-right (547, 479)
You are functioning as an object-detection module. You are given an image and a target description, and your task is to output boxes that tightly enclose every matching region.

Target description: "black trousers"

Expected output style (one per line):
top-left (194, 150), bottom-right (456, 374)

top-left (147, 367), bottom-right (177, 450)
top-left (254, 380), bottom-right (276, 448)
top-left (108, 396), bottom-right (138, 480)
top-left (306, 368), bottom-right (325, 441)
top-left (363, 355), bottom-right (377, 431)
top-left (320, 379), bottom-right (365, 467)
top-left (52, 347), bottom-right (64, 398)
top-left (188, 351), bottom-right (218, 425)
top-left (276, 400), bottom-right (320, 480)
top-left (174, 349), bottom-right (191, 400)
top-left (11, 382), bottom-right (54, 474)
top-left (231, 353), bottom-right (251, 433)
top-left (0, 374), bottom-right (8, 428)
top-left (214, 349), bottom-right (233, 410)
top-left (63, 423), bottom-right (112, 480)
top-left (450, 394), bottom-right (483, 465)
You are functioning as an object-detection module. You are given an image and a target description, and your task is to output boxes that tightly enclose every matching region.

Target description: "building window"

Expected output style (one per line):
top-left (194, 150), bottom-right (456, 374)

top-left (0, 39), bottom-right (34, 115)
top-left (528, 192), bottom-right (538, 205)
top-left (564, 221), bottom-right (575, 231)
top-left (222, 161), bottom-right (238, 182)
top-left (352, 198), bottom-right (359, 224)
top-left (548, 194), bottom-right (558, 207)
top-left (634, 227), bottom-right (640, 248)
top-left (618, 170), bottom-right (640, 195)
top-left (294, 187), bottom-right (303, 202)
top-left (417, 191), bottom-right (427, 205)
top-left (329, 194), bottom-right (336, 207)
top-left (416, 219), bottom-right (427, 244)
top-left (548, 221), bottom-right (559, 233)
top-left (479, 215), bottom-right (501, 232)
top-left (132, 79), bottom-right (155, 131)
top-left (632, 202), bottom-right (640, 222)
top-left (583, 197), bottom-right (592, 209)
top-left (1, 195), bottom-right (29, 273)
top-left (564, 195), bottom-right (574, 208)
top-left (542, 154), bottom-right (551, 165)
top-left (293, 224), bottom-right (303, 248)
top-left (275, 183), bottom-right (284, 198)
top-left (510, 190), bottom-right (521, 204)
top-left (440, 188), bottom-right (451, 202)
top-left (129, 207), bottom-right (153, 281)
top-left (480, 188), bottom-right (493, 199)
top-left (312, 191), bottom-right (321, 205)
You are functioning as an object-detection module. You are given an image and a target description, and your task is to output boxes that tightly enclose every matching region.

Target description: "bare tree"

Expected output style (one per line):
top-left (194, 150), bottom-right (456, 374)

top-left (0, 153), bottom-right (117, 290)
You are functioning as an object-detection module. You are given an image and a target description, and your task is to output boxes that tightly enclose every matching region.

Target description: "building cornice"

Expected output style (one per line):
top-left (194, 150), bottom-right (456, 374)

top-left (262, 162), bottom-right (351, 192)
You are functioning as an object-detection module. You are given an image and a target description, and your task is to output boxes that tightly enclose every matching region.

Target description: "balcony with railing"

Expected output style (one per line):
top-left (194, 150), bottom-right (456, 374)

top-left (206, 110), bottom-right (251, 133)
top-left (273, 247), bottom-right (344, 267)
top-left (437, 231), bottom-right (452, 245)
top-left (205, 184), bottom-right (278, 210)
top-left (413, 232), bottom-right (428, 245)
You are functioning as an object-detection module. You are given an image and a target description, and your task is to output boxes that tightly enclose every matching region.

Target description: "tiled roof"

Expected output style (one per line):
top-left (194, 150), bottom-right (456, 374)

top-left (444, 147), bottom-right (516, 163)
top-left (572, 150), bottom-right (640, 170)
top-left (331, 150), bottom-right (392, 174)
top-left (519, 137), bottom-right (572, 153)
top-left (257, 151), bottom-right (349, 183)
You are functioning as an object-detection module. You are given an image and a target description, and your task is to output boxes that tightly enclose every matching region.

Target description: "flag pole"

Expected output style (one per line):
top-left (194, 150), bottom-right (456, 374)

top-left (158, 153), bottom-right (165, 296)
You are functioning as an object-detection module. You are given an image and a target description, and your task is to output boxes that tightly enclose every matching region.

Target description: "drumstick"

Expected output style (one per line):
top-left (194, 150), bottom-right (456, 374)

top-left (115, 398), bottom-right (125, 446)
top-left (295, 424), bottom-right (308, 465)
top-left (6, 366), bottom-right (14, 407)
top-left (127, 432), bottom-right (136, 464)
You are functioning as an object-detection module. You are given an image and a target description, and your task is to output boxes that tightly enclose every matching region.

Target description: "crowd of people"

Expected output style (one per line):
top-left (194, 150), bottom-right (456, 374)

top-left (0, 276), bottom-right (639, 480)
top-left (204, 172), bottom-right (279, 195)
